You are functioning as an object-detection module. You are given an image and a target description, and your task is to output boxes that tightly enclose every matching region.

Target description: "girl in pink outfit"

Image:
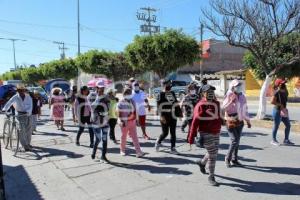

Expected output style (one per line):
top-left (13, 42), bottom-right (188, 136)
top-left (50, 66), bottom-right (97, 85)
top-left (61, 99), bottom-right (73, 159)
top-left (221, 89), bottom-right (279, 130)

top-left (117, 88), bottom-right (145, 158)
top-left (50, 88), bottom-right (66, 131)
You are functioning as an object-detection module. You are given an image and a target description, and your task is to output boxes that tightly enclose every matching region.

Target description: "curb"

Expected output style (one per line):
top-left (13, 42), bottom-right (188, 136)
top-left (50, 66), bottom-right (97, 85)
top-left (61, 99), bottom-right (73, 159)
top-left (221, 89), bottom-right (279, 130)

top-left (251, 119), bottom-right (300, 133)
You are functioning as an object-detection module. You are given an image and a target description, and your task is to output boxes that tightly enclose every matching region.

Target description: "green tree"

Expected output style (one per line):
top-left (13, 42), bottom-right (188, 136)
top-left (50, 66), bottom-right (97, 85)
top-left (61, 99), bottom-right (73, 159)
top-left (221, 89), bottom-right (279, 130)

top-left (76, 50), bottom-right (141, 81)
top-left (76, 50), bottom-right (114, 77)
top-left (124, 29), bottom-right (199, 78)
top-left (244, 33), bottom-right (300, 80)
top-left (41, 59), bottom-right (78, 80)
top-left (0, 70), bottom-right (22, 80)
top-left (21, 67), bottom-right (45, 84)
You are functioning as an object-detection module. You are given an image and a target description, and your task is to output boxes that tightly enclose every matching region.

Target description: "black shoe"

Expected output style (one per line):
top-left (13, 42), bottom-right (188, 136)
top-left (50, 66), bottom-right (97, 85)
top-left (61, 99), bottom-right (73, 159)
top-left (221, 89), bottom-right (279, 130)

top-left (76, 141), bottom-right (80, 146)
top-left (181, 128), bottom-right (185, 133)
top-left (196, 160), bottom-right (206, 174)
top-left (231, 160), bottom-right (243, 167)
top-left (208, 176), bottom-right (220, 187)
top-left (91, 153), bottom-right (96, 160)
top-left (100, 156), bottom-right (109, 164)
top-left (225, 158), bottom-right (231, 168)
top-left (89, 144), bottom-right (94, 148)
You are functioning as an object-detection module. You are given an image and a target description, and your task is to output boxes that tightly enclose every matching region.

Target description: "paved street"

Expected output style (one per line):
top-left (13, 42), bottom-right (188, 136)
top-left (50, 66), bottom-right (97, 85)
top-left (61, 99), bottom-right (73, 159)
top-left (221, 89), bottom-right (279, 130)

top-left (1, 108), bottom-right (300, 200)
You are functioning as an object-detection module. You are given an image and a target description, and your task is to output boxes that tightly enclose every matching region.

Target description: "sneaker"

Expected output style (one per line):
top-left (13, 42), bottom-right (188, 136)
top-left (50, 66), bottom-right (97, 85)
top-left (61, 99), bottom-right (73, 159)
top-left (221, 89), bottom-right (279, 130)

top-left (100, 156), bottom-right (109, 164)
top-left (271, 140), bottom-right (280, 146)
top-left (283, 140), bottom-right (295, 145)
top-left (155, 139), bottom-right (161, 152)
top-left (91, 153), bottom-right (96, 160)
top-left (170, 148), bottom-right (179, 155)
top-left (231, 160), bottom-right (243, 167)
top-left (112, 139), bottom-right (118, 144)
top-left (136, 152), bottom-right (146, 158)
top-left (225, 158), bottom-right (231, 168)
top-left (89, 144), bottom-right (94, 148)
top-left (208, 175), bottom-right (220, 187)
top-left (120, 151), bottom-right (126, 156)
top-left (196, 160), bottom-right (206, 174)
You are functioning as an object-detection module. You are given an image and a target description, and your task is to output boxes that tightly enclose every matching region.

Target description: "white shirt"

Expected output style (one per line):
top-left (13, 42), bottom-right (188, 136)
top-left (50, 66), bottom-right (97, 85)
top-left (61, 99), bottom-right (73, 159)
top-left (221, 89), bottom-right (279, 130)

top-left (132, 90), bottom-right (147, 116)
top-left (2, 93), bottom-right (33, 115)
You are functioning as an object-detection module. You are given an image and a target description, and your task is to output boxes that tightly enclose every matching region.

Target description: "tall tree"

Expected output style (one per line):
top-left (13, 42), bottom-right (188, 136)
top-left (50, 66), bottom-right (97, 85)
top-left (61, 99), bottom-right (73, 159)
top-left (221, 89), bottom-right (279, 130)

top-left (124, 29), bottom-right (199, 79)
top-left (202, 0), bottom-right (300, 119)
top-left (40, 59), bottom-right (78, 80)
top-left (21, 67), bottom-right (45, 84)
top-left (244, 33), bottom-right (300, 79)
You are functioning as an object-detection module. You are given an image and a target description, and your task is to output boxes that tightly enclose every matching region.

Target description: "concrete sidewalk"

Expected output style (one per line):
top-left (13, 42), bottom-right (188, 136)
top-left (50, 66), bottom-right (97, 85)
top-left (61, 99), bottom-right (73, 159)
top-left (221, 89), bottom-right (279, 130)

top-left (2, 110), bottom-right (300, 200)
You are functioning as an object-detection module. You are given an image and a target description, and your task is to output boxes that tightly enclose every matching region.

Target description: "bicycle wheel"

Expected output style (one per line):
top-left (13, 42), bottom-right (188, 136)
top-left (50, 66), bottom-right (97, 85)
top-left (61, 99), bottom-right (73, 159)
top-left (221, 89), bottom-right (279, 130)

top-left (10, 125), bottom-right (20, 155)
top-left (2, 120), bottom-right (10, 149)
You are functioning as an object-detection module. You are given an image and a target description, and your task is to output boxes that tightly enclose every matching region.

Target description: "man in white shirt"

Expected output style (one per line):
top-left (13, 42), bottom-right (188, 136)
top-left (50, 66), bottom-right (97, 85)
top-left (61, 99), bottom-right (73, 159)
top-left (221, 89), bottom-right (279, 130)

top-left (2, 84), bottom-right (33, 151)
top-left (132, 82), bottom-right (151, 140)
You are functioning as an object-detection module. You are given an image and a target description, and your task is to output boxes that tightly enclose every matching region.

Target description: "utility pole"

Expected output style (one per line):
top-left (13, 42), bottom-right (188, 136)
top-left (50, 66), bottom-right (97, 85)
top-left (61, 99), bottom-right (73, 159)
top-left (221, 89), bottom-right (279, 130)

top-left (76, 0), bottom-right (81, 89)
top-left (137, 7), bottom-right (160, 96)
top-left (137, 7), bottom-right (160, 36)
top-left (0, 37), bottom-right (26, 70)
top-left (199, 22), bottom-right (204, 79)
top-left (53, 41), bottom-right (68, 60)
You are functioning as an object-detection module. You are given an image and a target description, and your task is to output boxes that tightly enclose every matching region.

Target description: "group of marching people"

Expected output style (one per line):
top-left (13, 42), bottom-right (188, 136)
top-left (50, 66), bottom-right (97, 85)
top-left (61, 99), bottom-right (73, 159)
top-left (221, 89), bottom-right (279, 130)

top-left (1, 76), bottom-right (294, 187)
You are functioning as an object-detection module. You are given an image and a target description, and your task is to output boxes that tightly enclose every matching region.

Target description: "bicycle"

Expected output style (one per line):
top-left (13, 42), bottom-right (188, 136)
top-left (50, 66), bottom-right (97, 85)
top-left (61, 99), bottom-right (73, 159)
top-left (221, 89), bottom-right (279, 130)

top-left (2, 113), bottom-right (20, 156)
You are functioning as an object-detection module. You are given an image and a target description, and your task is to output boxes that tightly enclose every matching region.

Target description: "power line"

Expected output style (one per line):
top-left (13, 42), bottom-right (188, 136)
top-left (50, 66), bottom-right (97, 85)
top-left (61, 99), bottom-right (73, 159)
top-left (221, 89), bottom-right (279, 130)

top-left (0, 37), bottom-right (26, 70)
top-left (82, 25), bottom-right (128, 44)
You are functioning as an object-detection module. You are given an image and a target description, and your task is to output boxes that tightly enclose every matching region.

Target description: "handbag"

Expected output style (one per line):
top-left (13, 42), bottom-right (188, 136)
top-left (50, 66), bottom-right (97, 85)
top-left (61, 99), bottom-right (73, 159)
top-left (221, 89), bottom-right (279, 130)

top-left (225, 113), bottom-right (243, 129)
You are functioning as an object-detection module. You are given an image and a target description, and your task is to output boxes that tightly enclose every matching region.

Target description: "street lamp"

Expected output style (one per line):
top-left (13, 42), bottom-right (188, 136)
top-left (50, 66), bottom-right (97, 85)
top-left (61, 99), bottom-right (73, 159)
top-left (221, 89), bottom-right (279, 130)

top-left (0, 37), bottom-right (26, 70)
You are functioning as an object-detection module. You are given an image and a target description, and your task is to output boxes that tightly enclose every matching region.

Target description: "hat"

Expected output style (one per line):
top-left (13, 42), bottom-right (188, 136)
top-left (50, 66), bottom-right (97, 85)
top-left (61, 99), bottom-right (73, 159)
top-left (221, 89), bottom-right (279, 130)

top-left (275, 78), bottom-right (287, 87)
top-left (107, 88), bottom-right (117, 94)
top-left (201, 84), bottom-right (216, 93)
top-left (230, 79), bottom-right (242, 87)
top-left (129, 77), bottom-right (135, 82)
top-left (16, 84), bottom-right (26, 90)
top-left (96, 80), bottom-right (105, 88)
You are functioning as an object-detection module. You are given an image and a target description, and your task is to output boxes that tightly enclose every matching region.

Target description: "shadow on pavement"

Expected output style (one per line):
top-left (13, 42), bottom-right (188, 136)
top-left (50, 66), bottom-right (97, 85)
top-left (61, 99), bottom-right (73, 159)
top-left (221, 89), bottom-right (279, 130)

top-left (4, 165), bottom-right (43, 200)
top-left (243, 164), bottom-right (300, 176)
top-left (218, 144), bottom-right (264, 151)
top-left (32, 146), bottom-right (84, 159)
top-left (34, 131), bottom-right (69, 137)
top-left (110, 161), bottom-right (192, 175)
top-left (216, 175), bottom-right (300, 195)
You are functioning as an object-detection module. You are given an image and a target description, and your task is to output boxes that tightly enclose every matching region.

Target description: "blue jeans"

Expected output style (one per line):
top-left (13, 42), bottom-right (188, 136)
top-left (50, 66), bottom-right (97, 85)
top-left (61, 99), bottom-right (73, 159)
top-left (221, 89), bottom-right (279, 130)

top-left (226, 123), bottom-right (244, 161)
top-left (272, 108), bottom-right (291, 141)
top-left (92, 126), bottom-right (109, 157)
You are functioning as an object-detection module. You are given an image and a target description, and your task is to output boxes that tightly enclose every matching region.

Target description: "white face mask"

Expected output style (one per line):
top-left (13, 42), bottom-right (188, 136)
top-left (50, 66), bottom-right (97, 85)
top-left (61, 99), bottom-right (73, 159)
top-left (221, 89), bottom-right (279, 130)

top-left (234, 85), bottom-right (243, 94)
top-left (124, 95), bottom-right (132, 100)
top-left (190, 90), bottom-right (196, 95)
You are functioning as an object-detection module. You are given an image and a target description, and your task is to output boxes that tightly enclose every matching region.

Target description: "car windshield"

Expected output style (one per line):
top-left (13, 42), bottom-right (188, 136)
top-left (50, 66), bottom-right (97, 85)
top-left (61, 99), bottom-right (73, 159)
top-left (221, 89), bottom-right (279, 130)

top-left (28, 87), bottom-right (45, 93)
top-left (172, 81), bottom-right (187, 86)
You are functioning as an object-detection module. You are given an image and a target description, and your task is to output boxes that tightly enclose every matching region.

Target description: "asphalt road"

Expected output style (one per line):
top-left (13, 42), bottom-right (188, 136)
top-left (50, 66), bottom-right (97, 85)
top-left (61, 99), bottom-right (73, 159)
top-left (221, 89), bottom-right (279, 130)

top-left (1, 107), bottom-right (300, 200)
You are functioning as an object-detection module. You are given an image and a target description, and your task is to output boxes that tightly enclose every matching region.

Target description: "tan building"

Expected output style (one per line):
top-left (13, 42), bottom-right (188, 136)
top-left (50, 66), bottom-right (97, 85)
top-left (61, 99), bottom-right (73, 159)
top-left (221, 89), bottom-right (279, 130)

top-left (178, 39), bottom-right (246, 74)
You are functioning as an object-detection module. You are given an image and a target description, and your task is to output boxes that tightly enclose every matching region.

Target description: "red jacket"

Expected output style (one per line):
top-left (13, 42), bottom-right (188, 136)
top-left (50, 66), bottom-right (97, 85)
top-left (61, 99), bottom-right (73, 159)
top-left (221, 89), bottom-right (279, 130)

top-left (188, 99), bottom-right (222, 144)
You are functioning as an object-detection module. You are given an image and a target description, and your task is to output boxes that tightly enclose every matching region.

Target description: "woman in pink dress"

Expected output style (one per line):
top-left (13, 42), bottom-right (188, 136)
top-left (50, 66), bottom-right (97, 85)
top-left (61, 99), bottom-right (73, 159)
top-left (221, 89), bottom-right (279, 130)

top-left (50, 88), bottom-right (66, 131)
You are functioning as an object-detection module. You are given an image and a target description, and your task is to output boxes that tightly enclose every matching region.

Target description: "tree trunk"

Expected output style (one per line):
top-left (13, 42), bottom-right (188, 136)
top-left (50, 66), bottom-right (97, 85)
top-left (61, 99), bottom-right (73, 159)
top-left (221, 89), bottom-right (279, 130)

top-left (256, 74), bottom-right (272, 119)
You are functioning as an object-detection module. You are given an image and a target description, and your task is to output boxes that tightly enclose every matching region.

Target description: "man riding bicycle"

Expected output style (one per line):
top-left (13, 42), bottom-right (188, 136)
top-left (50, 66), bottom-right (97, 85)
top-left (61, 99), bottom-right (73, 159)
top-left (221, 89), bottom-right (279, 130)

top-left (2, 84), bottom-right (33, 151)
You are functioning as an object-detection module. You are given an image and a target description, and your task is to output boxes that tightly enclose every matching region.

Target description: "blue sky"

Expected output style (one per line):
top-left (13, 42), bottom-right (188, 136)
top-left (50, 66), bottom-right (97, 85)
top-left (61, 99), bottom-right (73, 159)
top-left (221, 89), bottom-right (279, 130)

top-left (0, 0), bottom-right (215, 74)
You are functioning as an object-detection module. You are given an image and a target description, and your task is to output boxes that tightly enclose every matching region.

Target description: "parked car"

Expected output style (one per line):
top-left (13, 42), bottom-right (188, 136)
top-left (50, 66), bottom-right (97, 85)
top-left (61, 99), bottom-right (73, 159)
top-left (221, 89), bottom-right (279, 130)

top-left (27, 86), bottom-right (48, 104)
top-left (152, 80), bottom-right (189, 100)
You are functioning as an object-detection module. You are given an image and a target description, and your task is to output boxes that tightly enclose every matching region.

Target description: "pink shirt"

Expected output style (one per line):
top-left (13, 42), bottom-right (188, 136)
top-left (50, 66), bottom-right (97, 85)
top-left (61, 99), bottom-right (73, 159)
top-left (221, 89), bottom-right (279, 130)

top-left (223, 91), bottom-right (250, 121)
